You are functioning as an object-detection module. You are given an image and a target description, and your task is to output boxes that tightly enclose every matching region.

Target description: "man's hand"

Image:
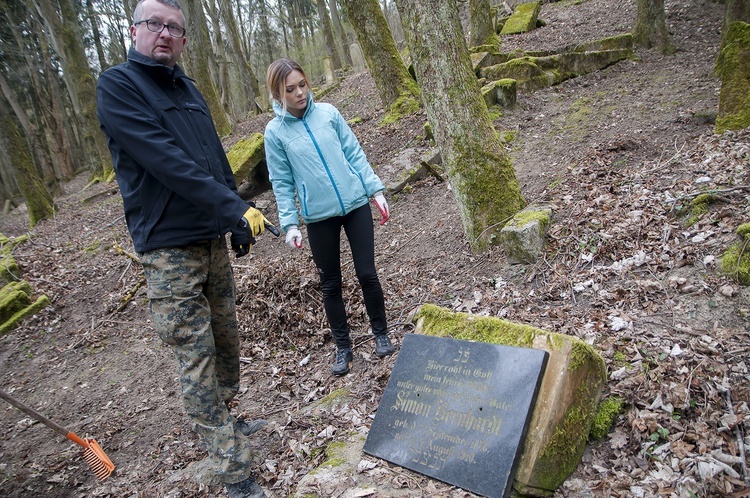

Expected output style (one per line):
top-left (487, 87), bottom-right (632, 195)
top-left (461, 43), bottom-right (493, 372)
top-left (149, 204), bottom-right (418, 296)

top-left (231, 226), bottom-right (255, 258)
top-left (373, 192), bottom-right (389, 225)
top-left (285, 226), bottom-right (303, 249)
top-left (242, 206), bottom-right (271, 237)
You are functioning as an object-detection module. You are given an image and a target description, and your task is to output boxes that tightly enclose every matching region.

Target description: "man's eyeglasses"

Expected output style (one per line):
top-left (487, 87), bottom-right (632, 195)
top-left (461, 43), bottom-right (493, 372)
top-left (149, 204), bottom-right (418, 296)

top-left (134, 19), bottom-right (186, 38)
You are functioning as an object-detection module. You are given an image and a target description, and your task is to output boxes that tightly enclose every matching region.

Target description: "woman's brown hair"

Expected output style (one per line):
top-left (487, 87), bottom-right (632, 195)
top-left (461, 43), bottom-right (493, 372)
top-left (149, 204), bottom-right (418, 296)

top-left (266, 58), bottom-right (309, 109)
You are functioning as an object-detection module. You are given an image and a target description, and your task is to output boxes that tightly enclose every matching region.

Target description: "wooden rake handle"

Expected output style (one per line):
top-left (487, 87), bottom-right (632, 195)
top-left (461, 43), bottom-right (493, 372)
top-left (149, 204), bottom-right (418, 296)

top-left (0, 388), bottom-right (88, 447)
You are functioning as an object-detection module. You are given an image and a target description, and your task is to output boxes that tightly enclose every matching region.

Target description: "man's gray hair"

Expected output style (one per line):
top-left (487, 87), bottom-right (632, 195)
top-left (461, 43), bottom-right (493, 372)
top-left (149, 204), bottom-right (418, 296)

top-left (133, 0), bottom-right (184, 23)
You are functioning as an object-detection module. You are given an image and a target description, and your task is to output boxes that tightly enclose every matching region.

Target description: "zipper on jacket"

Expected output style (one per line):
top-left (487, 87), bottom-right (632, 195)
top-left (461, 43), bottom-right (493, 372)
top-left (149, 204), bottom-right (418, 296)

top-left (302, 119), bottom-right (346, 216)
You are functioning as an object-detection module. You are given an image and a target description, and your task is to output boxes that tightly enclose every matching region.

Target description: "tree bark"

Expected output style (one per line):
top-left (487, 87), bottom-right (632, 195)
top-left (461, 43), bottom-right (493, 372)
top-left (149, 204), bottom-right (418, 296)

top-left (222, 0), bottom-right (260, 115)
top-left (633, 0), bottom-right (674, 54)
top-left (0, 73), bottom-right (56, 192)
top-left (395, 0), bottom-right (526, 251)
top-left (202, 0), bottom-right (231, 116)
top-left (338, 0), bottom-right (419, 111)
top-left (715, 17), bottom-right (750, 133)
top-left (721, 0), bottom-right (750, 49)
top-left (0, 96), bottom-right (55, 227)
top-left (317, 0), bottom-right (343, 70)
top-left (328, 0), bottom-right (353, 67)
top-left (86, 0), bottom-right (108, 71)
top-left (32, 0), bottom-right (113, 180)
top-left (181, 0), bottom-right (231, 136)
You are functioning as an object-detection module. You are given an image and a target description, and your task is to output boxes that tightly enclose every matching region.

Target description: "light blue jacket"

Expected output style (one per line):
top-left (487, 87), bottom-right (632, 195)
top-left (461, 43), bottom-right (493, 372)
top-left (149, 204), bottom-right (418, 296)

top-left (264, 93), bottom-right (385, 232)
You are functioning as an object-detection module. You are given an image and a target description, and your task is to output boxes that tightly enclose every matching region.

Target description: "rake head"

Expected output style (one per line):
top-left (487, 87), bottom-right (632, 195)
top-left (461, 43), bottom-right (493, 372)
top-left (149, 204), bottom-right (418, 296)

top-left (82, 438), bottom-right (115, 480)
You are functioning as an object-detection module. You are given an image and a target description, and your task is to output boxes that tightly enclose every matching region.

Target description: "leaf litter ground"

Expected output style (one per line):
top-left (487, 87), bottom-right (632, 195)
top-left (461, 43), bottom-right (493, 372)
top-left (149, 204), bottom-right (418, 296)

top-left (1, 0), bottom-right (749, 497)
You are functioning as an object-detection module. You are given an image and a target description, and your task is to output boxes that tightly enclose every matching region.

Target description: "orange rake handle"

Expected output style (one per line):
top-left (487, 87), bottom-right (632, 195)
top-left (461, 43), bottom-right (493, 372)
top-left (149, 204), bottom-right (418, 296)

top-left (0, 388), bottom-right (115, 480)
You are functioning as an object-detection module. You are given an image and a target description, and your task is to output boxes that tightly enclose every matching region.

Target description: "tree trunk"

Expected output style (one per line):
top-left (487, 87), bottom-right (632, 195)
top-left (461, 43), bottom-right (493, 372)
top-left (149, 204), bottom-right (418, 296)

top-left (202, 0), bottom-right (230, 116)
top-left (0, 73), bottom-right (57, 193)
top-left (222, 0), bottom-right (260, 115)
top-left (633, 0), bottom-right (675, 54)
top-left (338, 0), bottom-right (419, 112)
top-left (721, 0), bottom-right (750, 49)
top-left (395, 0), bottom-right (526, 251)
top-left (181, 0), bottom-right (231, 136)
top-left (257, 0), bottom-right (276, 73)
top-left (469, 0), bottom-right (498, 48)
top-left (328, 0), bottom-right (353, 67)
top-left (0, 96), bottom-right (55, 227)
top-left (86, 0), bottom-right (108, 71)
top-left (715, 18), bottom-right (750, 133)
top-left (32, 0), bottom-right (113, 181)
top-left (317, 0), bottom-right (343, 70)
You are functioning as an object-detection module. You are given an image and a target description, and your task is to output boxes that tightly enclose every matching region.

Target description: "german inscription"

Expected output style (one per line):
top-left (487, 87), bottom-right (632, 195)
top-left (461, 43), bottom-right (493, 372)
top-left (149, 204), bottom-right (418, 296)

top-left (363, 334), bottom-right (548, 498)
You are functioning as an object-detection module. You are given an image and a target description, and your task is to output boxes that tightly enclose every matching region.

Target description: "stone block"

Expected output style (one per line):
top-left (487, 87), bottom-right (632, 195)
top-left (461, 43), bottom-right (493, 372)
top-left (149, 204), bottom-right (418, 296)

top-left (226, 133), bottom-right (267, 188)
top-left (413, 303), bottom-right (607, 497)
top-left (499, 205), bottom-right (552, 264)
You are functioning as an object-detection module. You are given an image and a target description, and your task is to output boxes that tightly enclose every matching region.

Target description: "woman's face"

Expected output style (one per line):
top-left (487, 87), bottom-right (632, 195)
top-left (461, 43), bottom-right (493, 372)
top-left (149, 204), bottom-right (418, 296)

top-left (281, 69), bottom-right (308, 118)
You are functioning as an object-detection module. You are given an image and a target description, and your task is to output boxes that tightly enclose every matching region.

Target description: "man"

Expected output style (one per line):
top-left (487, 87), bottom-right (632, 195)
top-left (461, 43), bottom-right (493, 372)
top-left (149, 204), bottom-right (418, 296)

top-left (96, 1), bottom-right (268, 496)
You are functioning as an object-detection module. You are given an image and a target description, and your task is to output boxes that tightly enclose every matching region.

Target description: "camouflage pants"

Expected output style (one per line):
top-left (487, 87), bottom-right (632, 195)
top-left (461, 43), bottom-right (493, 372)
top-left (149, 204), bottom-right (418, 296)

top-left (140, 239), bottom-right (253, 484)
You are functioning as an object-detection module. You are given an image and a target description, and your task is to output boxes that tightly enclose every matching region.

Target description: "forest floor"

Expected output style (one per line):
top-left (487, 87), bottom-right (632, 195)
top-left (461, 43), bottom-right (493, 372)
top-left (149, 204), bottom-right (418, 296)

top-left (1, 0), bottom-right (749, 497)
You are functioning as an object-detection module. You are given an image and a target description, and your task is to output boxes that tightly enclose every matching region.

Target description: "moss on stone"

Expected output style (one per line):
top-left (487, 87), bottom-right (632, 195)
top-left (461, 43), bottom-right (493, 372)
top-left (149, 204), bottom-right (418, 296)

top-left (533, 404), bottom-right (593, 489)
top-left (317, 388), bottom-right (351, 409)
top-left (684, 193), bottom-right (718, 227)
top-left (500, 2), bottom-right (541, 35)
top-left (511, 208), bottom-right (550, 230)
top-left (736, 222), bottom-right (750, 239)
top-left (321, 441), bottom-right (348, 468)
top-left (590, 396), bottom-right (625, 440)
top-left (227, 133), bottom-right (265, 180)
top-left (0, 294), bottom-right (50, 336)
top-left (0, 255), bottom-right (20, 285)
top-left (721, 222), bottom-right (750, 285)
top-left (721, 240), bottom-right (750, 286)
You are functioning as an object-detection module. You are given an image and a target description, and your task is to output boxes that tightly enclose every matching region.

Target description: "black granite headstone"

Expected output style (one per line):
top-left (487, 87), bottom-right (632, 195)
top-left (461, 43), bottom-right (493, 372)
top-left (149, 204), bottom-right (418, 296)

top-left (363, 334), bottom-right (548, 498)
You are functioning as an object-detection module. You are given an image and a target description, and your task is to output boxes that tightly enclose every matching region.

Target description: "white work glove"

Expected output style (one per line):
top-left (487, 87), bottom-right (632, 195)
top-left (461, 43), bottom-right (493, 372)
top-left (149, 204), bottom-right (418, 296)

top-left (285, 225), bottom-right (303, 249)
top-left (373, 192), bottom-right (389, 225)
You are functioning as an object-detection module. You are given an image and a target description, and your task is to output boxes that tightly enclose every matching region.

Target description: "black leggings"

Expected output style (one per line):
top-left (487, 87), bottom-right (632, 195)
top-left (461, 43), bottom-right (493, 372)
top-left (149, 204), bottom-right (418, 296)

top-left (306, 203), bottom-right (387, 349)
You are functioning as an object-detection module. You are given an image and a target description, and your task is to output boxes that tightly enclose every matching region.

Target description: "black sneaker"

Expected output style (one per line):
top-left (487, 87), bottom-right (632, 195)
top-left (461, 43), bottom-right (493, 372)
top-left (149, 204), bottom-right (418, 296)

top-left (332, 348), bottom-right (353, 376)
top-left (236, 418), bottom-right (267, 437)
top-left (374, 334), bottom-right (395, 357)
top-left (225, 476), bottom-right (266, 498)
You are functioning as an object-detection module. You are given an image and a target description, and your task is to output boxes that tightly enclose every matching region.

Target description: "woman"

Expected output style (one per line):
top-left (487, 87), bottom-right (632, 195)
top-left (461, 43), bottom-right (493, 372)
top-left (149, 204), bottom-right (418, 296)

top-left (264, 58), bottom-right (395, 376)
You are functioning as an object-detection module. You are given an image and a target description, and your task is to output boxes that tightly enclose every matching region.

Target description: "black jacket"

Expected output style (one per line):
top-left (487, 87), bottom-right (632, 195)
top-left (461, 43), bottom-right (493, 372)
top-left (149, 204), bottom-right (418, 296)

top-left (97, 48), bottom-right (247, 253)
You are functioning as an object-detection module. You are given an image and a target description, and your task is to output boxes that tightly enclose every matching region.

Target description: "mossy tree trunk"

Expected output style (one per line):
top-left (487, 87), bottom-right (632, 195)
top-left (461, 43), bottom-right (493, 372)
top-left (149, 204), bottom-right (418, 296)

top-left (394, 0), bottom-right (527, 252)
top-left (328, 0), bottom-right (353, 67)
top-left (32, 0), bottom-right (113, 181)
top-left (181, 0), bottom-right (231, 137)
top-left (222, 0), bottom-right (260, 114)
top-left (632, 0), bottom-right (675, 54)
top-left (256, 0), bottom-right (277, 76)
top-left (202, 0), bottom-right (231, 117)
top-left (338, 0), bottom-right (420, 111)
top-left (0, 72), bottom-right (56, 194)
top-left (469, 0), bottom-right (498, 49)
top-left (714, 21), bottom-right (750, 133)
top-left (0, 98), bottom-right (55, 227)
top-left (317, 0), bottom-right (343, 70)
top-left (721, 0), bottom-right (750, 49)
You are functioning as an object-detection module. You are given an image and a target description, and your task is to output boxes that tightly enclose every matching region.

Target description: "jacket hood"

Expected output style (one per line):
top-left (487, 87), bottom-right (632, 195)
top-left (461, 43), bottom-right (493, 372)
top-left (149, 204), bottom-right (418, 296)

top-left (272, 91), bottom-right (315, 122)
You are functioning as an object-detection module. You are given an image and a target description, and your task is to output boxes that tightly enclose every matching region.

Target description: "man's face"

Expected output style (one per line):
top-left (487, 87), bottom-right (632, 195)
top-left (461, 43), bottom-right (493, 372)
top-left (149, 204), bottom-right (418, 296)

top-left (130, 0), bottom-right (186, 67)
